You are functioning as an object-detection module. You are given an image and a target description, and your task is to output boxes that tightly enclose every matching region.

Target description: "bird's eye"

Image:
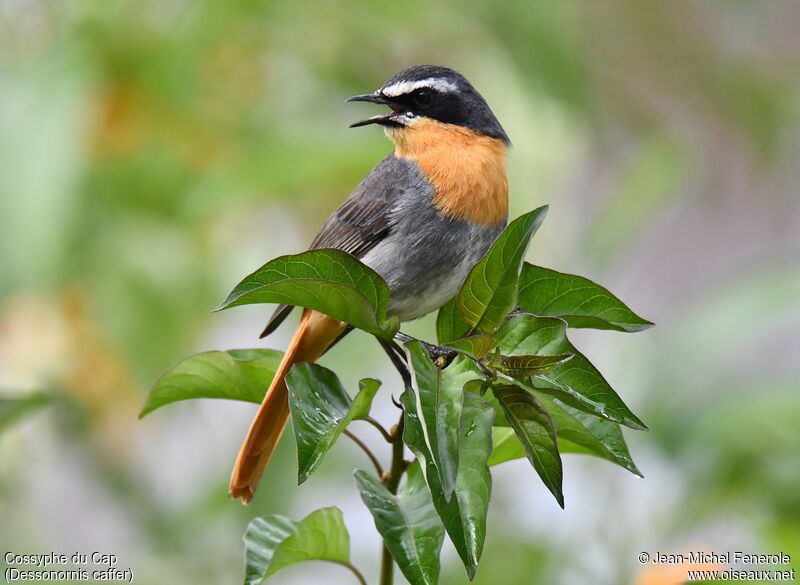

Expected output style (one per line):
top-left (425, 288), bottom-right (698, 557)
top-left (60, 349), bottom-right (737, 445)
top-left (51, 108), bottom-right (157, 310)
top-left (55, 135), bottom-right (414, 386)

top-left (412, 88), bottom-right (433, 107)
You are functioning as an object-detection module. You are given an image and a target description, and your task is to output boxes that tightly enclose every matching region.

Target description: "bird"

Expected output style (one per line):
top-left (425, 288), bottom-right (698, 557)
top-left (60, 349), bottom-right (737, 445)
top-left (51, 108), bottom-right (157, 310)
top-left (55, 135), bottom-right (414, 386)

top-left (230, 64), bottom-right (510, 503)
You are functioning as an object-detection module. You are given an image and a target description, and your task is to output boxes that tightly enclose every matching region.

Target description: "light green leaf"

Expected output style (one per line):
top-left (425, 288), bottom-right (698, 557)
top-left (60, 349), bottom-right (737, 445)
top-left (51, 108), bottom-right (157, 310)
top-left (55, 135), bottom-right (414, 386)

top-left (243, 508), bottom-right (359, 584)
top-left (436, 297), bottom-right (472, 344)
top-left (140, 349), bottom-right (282, 417)
top-left (518, 263), bottom-right (653, 332)
top-left (402, 390), bottom-right (494, 580)
top-left (444, 335), bottom-right (496, 360)
top-left (351, 378), bottom-right (382, 419)
top-left (354, 463), bottom-right (444, 585)
top-left (488, 428), bottom-right (526, 466)
top-left (216, 249), bottom-right (400, 338)
top-left (457, 206), bottom-right (549, 334)
top-left (495, 313), bottom-right (647, 430)
top-left (0, 392), bottom-right (51, 433)
top-left (493, 385), bottom-right (564, 507)
top-left (286, 363), bottom-right (380, 483)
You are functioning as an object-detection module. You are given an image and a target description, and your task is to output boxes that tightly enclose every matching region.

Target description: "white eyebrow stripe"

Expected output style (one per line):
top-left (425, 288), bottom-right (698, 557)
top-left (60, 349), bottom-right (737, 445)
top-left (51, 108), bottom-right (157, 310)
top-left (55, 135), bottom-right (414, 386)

top-left (380, 77), bottom-right (458, 97)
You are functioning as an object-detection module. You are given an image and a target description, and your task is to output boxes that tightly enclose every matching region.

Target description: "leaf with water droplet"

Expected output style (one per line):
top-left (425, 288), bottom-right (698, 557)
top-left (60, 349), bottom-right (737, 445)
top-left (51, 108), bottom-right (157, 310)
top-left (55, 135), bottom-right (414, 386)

top-left (402, 389), bottom-right (494, 579)
top-left (404, 342), bottom-right (483, 501)
top-left (286, 363), bottom-right (380, 484)
top-left (354, 463), bottom-right (444, 585)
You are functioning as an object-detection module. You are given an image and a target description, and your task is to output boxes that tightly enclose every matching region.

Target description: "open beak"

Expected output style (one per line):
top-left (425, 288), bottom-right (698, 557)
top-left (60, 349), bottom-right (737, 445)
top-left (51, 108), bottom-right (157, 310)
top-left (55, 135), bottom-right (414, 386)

top-left (346, 92), bottom-right (404, 128)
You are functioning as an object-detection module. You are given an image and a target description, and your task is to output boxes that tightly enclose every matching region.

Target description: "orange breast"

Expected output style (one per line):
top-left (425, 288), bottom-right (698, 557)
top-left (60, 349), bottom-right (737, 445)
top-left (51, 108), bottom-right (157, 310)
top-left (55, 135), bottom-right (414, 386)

top-left (390, 119), bottom-right (509, 227)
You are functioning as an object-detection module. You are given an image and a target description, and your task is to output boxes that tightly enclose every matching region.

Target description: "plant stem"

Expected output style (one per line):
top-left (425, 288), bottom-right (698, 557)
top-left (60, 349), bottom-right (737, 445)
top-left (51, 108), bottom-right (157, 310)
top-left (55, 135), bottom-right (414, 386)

top-left (344, 429), bottom-right (384, 476)
top-left (379, 544), bottom-right (394, 585)
top-left (343, 562), bottom-right (369, 585)
top-left (375, 336), bottom-right (413, 585)
top-left (378, 412), bottom-right (407, 585)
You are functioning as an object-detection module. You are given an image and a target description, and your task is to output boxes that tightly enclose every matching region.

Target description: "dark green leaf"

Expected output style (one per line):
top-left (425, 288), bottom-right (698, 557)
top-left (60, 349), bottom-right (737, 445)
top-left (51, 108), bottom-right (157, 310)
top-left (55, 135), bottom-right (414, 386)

top-left (0, 392), bottom-right (51, 433)
top-left (493, 385), bottom-right (564, 507)
top-left (243, 507), bottom-right (353, 585)
top-left (488, 397), bottom-right (641, 477)
top-left (495, 313), bottom-right (647, 430)
top-left (402, 390), bottom-right (494, 580)
top-left (518, 264), bottom-right (653, 332)
top-left (443, 335), bottom-right (496, 361)
top-left (286, 363), bottom-right (380, 483)
top-left (216, 249), bottom-right (400, 338)
top-left (140, 349), bottom-right (282, 417)
top-left (404, 342), bottom-right (481, 500)
top-left (457, 206), bottom-right (548, 334)
top-left (354, 463), bottom-right (444, 585)
top-left (436, 297), bottom-right (471, 344)
top-left (542, 396), bottom-right (642, 476)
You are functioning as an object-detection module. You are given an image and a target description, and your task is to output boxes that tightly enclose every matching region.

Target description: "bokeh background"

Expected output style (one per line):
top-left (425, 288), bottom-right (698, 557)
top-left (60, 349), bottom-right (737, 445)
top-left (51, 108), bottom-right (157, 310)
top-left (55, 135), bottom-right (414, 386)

top-left (1, 1), bottom-right (799, 584)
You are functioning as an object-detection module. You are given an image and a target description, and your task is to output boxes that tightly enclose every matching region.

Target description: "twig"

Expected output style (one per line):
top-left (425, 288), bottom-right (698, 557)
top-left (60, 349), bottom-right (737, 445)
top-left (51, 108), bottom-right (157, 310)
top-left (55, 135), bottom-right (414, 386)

top-left (363, 416), bottom-right (393, 443)
top-left (343, 429), bottom-right (384, 476)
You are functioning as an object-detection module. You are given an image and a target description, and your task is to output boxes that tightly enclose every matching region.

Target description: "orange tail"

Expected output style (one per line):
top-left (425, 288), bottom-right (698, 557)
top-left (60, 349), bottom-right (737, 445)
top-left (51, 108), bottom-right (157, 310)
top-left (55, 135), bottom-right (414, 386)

top-left (230, 309), bottom-right (347, 503)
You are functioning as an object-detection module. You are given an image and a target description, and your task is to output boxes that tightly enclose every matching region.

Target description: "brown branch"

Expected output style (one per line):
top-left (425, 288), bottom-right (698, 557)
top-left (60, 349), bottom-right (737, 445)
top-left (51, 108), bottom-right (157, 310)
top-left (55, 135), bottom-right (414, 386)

top-left (343, 429), bottom-right (384, 476)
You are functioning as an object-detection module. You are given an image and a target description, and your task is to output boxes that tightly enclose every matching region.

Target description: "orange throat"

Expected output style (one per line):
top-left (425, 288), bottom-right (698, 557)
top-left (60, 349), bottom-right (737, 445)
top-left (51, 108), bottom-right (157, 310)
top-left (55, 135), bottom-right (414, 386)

top-left (389, 118), bottom-right (509, 227)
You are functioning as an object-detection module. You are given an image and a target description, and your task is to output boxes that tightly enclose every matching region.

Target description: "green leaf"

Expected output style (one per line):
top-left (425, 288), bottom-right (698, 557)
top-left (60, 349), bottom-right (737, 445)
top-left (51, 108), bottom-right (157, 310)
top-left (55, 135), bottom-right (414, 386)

top-left (352, 378), bottom-right (382, 419)
top-left (457, 206), bottom-right (548, 334)
top-left (443, 335), bottom-right (496, 361)
top-left (286, 363), bottom-right (380, 483)
top-left (402, 390), bottom-right (494, 580)
top-left (404, 342), bottom-right (481, 500)
top-left (354, 463), bottom-right (444, 585)
top-left (436, 297), bottom-right (471, 344)
top-left (488, 397), bottom-right (641, 477)
top-left (544, 396), bottom-right (641, 476)
top-left (216, 249), bottom-right (400, 338)
top-left (495, 313), bottom-right (647, 430)
top-left (242, 507), bottom-right (355, 585)
top-left (140, 349), bottom-right (282, 417)
top-left (493, 385), bottom-right (564, 507)
top-left (488, 428), bottom-right (525, 466)
top-left (0, 392), bottom-right (51, 433)
top-left (492, 353), bottom-right (574, 376)
top-left (518, 264), bottom-right (653, 332)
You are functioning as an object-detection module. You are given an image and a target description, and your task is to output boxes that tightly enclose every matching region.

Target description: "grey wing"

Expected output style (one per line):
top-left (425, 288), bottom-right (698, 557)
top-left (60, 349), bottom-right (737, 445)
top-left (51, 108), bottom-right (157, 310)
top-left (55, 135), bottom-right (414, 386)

top-left (260, 155), bottom-right (405, 338)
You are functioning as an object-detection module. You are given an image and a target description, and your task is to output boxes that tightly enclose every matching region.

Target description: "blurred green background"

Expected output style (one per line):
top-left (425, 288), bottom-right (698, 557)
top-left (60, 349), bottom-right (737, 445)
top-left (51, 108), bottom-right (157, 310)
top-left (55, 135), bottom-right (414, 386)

top-left (1, 1), bottom-right (798, 584)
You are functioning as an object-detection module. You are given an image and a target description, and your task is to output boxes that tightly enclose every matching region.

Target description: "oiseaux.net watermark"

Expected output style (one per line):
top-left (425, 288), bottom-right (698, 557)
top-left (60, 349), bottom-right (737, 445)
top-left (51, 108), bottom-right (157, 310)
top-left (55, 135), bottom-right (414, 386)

top-left (4, 552), bottom-right (132, 582)
top-left (638, 550), bottom-right (796, 582)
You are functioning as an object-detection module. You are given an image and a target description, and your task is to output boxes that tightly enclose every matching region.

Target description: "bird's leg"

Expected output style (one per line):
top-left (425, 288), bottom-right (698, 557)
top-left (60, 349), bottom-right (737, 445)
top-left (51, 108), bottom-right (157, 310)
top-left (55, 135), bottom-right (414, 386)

top-left (394, 331), bottom-right (457, 366)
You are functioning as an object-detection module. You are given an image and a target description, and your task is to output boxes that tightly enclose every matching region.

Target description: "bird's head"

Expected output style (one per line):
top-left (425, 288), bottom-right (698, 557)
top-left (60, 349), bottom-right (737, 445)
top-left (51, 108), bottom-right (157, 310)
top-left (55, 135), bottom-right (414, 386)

top-left (347, 65), bottom-right (510, 145)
